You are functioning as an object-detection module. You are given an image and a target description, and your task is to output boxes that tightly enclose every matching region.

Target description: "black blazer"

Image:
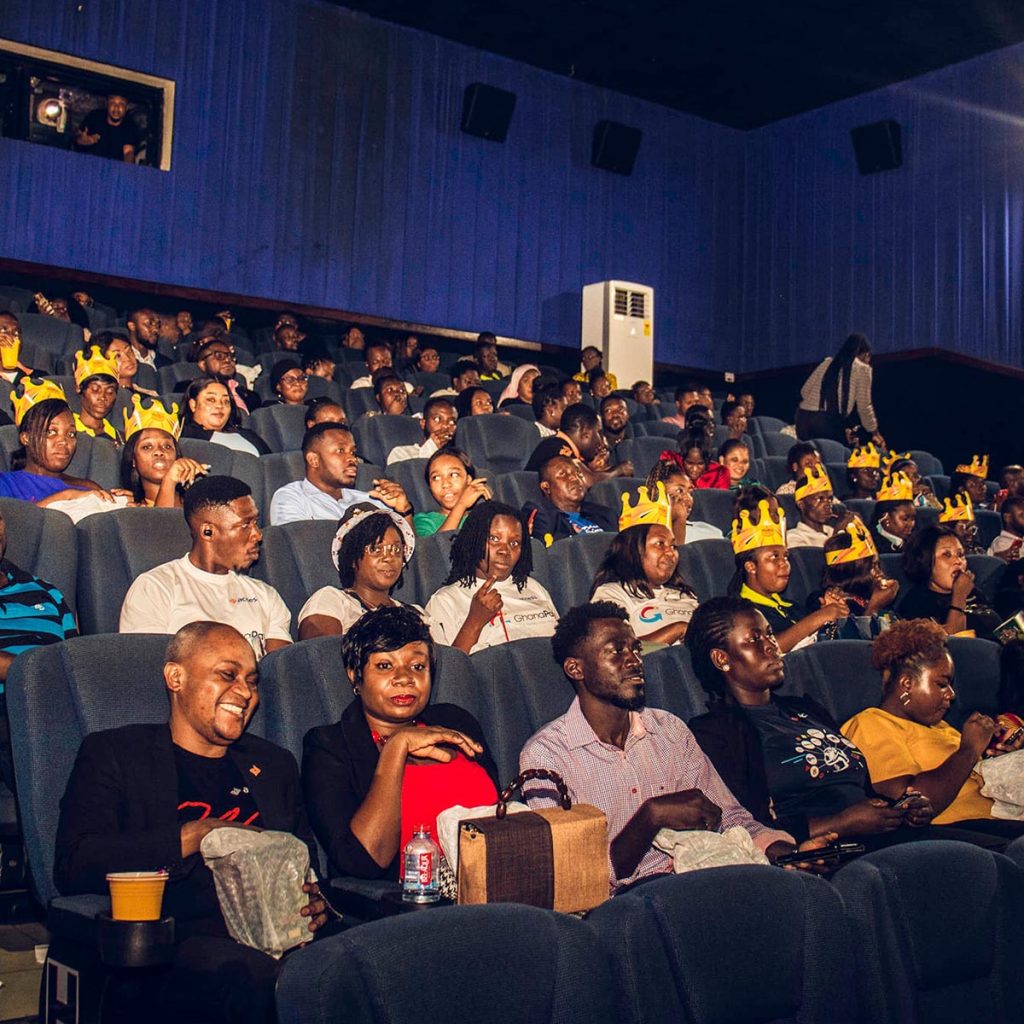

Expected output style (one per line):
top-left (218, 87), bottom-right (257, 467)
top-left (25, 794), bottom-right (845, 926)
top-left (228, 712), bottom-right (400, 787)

top-left (302, 700), bottom-right (500, 880)
top-left (54, 723), bottom-right (318, 927)
top-left (522, 495), bottom-right (616, 543)
top-left (688, 695), bottom-right (874, 844)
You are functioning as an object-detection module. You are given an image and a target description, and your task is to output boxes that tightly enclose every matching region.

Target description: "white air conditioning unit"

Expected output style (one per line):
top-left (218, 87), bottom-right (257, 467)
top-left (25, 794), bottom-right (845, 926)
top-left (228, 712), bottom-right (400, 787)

top-left (580, 280), bottom-right (654, 388)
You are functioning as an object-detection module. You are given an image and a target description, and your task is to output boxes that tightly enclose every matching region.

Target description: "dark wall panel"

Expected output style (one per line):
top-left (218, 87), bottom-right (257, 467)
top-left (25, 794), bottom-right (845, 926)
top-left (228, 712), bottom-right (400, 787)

top-left (0, 0), bottom-right (745, 369)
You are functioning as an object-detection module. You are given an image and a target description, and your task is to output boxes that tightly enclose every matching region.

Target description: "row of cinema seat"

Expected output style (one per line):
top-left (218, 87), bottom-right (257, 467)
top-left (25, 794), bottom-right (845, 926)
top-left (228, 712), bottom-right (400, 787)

top-left (9, 631), bottom-right (1021, 1023)
top-left (1, 491), bottom-right (1008, 638)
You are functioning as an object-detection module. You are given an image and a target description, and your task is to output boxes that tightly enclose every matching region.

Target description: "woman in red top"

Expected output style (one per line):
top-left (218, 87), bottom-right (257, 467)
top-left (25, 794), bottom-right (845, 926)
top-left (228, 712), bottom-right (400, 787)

top-left (302, 606), bottom-right (500, 880)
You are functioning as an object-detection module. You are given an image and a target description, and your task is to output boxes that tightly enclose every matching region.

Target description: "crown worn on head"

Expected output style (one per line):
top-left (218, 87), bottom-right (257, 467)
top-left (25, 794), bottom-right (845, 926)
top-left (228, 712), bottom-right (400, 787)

top-left (883, 450), bottom-right (911, 473)
top-left (794, 464), bottom-right (833, 503)
top-left (939, 493), bottom-right (974, 524)
top-left (825, 520), bottom-right (878, 565)
top-left (73, 346), bottom-right (119, 390)
top-left (731, 498), bottom-right (786, 555)
top-left (876, 471), bottom-right (914, 503)
top-left (123, 394), bottom-right (181, 441)
top-left (847, 443), bottom-right (880, 469)
top-left (11, 376), bottom-right (67, 426)
top-left (954, 454), bottom-right (989, 480)
top-left (619, 481), bottom-right (672, 531)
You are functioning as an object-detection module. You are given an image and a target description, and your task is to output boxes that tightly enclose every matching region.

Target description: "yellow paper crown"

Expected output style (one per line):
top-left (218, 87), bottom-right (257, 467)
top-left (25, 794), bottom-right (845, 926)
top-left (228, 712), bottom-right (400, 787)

top-left (883, 450), bottom-right (911, 473)
top-left (954, 454), bottom-right (989, 479)
top-left (619, 481), bottom-right (672, 531)
top-left (11, 376), bottom-right (67, 425)
top-left (876, 471), bottom-right (914, 503)
top-left (731, 499), bottom-right (786, 555)
top-left (825, 520), bottom-right (878, 565)
top-left (794, 464), bottom-right (833, 502)
top-left (123, 394), bottom-right (181, 441)
top-left (939, 493), bottom-right (974, 524)
top-left (847, 443), bottom-right (880, 469)
top-left (73, 345), bottom-right (119, 390)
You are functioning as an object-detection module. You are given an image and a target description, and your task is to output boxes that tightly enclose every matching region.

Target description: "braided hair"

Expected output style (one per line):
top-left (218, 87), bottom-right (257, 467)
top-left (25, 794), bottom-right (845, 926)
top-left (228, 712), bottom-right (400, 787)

top-left (685, 596), bottom-right (754, 700)
top-left (14, 398), bottom-right (73, 472)
top-left (444, 499), bottom-right (533, 591)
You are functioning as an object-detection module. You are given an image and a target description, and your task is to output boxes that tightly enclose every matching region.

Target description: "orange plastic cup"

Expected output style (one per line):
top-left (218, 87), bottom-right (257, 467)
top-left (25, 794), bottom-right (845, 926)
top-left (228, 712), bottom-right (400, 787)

top-left (106, 871), bottom-right (168, 921)
top-left (0, 336), bottom-right (20, 371)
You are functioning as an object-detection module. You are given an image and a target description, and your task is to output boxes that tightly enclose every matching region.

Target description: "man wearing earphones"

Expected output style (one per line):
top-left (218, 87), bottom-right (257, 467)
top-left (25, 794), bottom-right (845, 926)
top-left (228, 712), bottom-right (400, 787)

top-left (120, 476), bottom-right (292, 657)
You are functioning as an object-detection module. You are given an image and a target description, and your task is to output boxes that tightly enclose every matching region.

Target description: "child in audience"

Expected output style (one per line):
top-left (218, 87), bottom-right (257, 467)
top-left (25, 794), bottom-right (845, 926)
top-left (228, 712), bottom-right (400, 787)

top-left (728, 497), bottom-right (845, 652)
top-left (425, 500), bottom-right (558, 653)
top-left (298, 504), bottom-right (423, 639)
top-left (810, 522), bottom-right (900, 639)
top-left (589, 483), bottom-right (698, 645)
top-left (644, 456), bottom-right (724, 543)
top-left (869, 471), bottom-right (917, 554)
top-left (775, 442), bottom-right (822, 496)
top-left (988, 495), bottom-right (1024, 561)
top-left (844, 443), bottom-right (881, 500)
top-left (413, 447), bottom-right (491, 537)
top-left (719, 439), bottom-right (755, 490)
top-left (787, 465), bottom-right (836, 548)
top-left (938, 493), bottom-right (984, 555)
top-left (949, 454), bottom-right (991, 510)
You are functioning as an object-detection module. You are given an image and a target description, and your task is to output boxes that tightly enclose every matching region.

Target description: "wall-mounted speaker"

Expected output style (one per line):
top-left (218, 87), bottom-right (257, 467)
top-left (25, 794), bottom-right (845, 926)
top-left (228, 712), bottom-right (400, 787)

top-left (850, 119), bottom-right (902, 174)
top-left (461, 84), bottom-right (516, 142)
top-left (591, 120), bottom-right (642, 176)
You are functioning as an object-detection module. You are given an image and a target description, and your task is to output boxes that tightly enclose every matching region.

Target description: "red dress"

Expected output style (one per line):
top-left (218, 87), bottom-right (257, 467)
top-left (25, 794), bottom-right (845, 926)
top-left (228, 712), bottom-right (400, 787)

top-left (398, 754), bottom-right (498, 879)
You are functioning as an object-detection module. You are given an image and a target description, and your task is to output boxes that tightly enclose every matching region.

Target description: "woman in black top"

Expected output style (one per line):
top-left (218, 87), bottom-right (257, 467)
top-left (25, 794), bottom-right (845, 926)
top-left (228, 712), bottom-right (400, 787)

top-left (899, 526), bottom-right (1001, 639)
top-left (179, 376), bottom-right (271, 455)
top-left (685, 597), bottom-right (928, 846)
top-left (302, 607), bottom-right (499, 880)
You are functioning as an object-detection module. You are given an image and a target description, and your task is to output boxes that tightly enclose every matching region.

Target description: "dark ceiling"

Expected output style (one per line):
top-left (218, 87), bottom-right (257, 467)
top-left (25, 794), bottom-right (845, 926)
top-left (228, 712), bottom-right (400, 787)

top-left (336, 0), bottom-right (1024, 128)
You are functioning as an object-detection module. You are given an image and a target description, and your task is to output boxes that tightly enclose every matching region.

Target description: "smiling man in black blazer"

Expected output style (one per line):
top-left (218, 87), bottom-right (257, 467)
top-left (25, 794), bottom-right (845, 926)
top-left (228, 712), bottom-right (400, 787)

top-left (54, 621), bottom-right (329, 1024)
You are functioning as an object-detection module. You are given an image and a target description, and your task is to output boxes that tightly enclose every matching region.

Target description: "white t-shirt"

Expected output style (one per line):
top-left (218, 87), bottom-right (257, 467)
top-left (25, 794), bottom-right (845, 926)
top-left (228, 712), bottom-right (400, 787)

top-left (386, 437), bottom-right (438, 466)
top-left (425, 576), bottom-right (558, 654)
top-left (298, 587), bottom-right (426, 634)
top-left (119, 554), bottom-right (293, 657)
top-left (786, 522), bottom-right (834, 549)
top-left (590, 581), bottom-right (698, 640)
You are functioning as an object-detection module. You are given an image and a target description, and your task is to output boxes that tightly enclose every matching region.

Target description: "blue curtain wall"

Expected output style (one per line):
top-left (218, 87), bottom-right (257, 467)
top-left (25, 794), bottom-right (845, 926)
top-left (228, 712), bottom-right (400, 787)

top-left (0, 0), bottom-right (745, 371)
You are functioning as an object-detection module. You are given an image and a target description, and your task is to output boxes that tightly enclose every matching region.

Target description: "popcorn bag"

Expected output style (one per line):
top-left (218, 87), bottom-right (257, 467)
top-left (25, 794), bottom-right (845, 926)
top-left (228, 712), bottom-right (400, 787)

top-left (201, 828), bottom-right (315, 958)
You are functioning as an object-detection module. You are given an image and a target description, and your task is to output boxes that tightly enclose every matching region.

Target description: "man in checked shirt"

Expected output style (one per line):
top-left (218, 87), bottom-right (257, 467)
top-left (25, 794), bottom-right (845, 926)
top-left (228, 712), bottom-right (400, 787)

top-left (520, 601), bottom-right (822, 892)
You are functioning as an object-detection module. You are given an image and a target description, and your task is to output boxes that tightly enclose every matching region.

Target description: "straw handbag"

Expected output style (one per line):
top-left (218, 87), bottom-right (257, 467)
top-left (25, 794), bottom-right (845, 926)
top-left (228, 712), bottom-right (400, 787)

top-left (456, 768), bottom-right (609, 913)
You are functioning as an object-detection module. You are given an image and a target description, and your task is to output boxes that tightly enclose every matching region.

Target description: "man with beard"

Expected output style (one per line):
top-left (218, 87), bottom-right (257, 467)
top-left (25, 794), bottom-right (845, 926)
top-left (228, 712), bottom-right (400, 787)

top-left (520, 602), bottom-right (803, 891)
top-left (127, 307), bottom-right (173, 371)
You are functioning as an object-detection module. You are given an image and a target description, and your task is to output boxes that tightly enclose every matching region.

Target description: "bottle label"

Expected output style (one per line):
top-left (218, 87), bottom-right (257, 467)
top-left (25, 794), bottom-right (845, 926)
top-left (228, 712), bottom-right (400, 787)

top-left (417, 851), bottom-right (433, 886)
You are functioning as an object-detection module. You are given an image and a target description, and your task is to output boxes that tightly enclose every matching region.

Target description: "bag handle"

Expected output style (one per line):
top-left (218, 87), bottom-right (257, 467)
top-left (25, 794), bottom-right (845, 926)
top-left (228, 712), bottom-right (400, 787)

top-left (496, 768), bottom-right (571, 819)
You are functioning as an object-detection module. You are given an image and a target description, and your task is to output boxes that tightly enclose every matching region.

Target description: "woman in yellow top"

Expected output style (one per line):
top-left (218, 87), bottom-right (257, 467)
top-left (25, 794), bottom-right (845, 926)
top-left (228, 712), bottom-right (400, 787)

top-left (843, 618), bottom-right (1024, 842)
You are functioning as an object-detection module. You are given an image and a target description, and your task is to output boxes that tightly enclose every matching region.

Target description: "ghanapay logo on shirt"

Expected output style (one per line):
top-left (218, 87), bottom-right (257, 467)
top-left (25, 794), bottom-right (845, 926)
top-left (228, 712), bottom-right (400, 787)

top-left (510, 609), bottom-right (557, 624)
top-left (639, 605), bottom-right (663, 624)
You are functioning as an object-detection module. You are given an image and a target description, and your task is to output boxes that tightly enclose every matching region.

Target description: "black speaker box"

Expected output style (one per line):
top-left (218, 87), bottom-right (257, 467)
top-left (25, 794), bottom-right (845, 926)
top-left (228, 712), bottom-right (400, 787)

top-left (850, 119), bottom-right (902, 174)
top-left (591, 120), bottom-right (642, 175)
top-left (461, 84), bottom-right (516, 142)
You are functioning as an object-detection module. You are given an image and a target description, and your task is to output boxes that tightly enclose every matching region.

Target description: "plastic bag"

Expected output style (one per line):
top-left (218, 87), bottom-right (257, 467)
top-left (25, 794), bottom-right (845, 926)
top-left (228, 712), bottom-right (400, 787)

top-left (977, 749), bottom-right (1024, 820)
top-left (201, 828), bottom-right (315, 958)
top-left (653, 825), bottom-right (769, 874)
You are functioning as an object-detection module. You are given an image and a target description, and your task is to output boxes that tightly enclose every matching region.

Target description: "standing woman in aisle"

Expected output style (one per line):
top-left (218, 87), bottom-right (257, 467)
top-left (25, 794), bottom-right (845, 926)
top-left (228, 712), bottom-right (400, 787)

top-left (796, 333), bottom-right (885, 447)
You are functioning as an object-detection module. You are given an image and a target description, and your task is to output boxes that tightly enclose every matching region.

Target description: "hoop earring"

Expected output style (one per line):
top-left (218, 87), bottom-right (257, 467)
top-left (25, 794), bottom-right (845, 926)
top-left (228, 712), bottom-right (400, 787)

top-left (351, 685), bottom-right (361, 696)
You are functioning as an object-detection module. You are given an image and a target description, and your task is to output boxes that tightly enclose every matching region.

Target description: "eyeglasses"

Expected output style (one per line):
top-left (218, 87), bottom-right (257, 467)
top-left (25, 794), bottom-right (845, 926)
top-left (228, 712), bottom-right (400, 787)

top-left (204, 349), bottom-right (236, 361)
top-left (279, 374), bottom-right (307, 385)
top-left (366, 543), bottom-right (403, 558)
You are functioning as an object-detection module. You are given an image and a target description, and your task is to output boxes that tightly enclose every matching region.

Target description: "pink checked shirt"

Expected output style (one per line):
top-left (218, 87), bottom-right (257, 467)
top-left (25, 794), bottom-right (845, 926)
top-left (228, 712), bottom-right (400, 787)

top-left (520, 697), bottom-right (793, 891)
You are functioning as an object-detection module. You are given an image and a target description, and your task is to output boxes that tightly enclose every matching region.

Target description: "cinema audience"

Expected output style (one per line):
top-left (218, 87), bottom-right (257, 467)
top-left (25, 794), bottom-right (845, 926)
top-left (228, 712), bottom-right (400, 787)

top-left (523, 454), bottom-right (616, 542)
top-left (413, 446), bottom-right (491, 537)
top-left (990, 495), bottom-right (1024, 561)
top-left (302, 606), bottom-right (498, 880)
top-left (786, 465), bottom-right (836, 548)
top-left (180, 378), bottom-right (270, 456)
top-left (386, 397), bottom-right (456, 465)
top-left (72, 346), bottom-right (121, 443)
top-left (643, 455), bottom-right (724, 543)
top-left (298, 505), bottom-right (421, 639)
top-left (120, 396), bottom-right (206, 507)
top-left (425, 500), bottom-right (558, 653)
top-left (55, 621), bottom-right (327, 1024)
top-left (869, 471), bottom-right (917, 554)
top-left (119, 476), bottom-right (292, 657)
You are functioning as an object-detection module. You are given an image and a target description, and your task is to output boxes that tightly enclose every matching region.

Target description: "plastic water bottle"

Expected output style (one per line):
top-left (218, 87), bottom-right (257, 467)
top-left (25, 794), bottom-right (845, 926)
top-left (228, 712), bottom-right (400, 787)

top-left (402, 825), bottom-right (440, 903)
